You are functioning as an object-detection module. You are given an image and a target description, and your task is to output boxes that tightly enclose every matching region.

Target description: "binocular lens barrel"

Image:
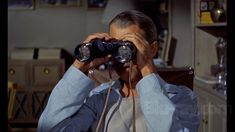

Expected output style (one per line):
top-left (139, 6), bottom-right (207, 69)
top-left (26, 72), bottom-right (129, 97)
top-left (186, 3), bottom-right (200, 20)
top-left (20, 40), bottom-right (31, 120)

top-left (115, 45), bottom-right (133, 63)
top-left (74, 39), bottom-right (136, 63)
top-left (78, 45), bottom-right (91, 62)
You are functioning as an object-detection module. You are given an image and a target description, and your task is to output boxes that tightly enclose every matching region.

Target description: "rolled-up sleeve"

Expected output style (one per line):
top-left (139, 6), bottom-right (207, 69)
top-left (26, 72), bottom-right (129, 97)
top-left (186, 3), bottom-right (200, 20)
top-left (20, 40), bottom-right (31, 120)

top-left (136, 74), bottom-right (175, 132)
top-left (136, 73), bottom-right (199, 132)
top-left (37, 65), bottom-right (95, 132)
top-left (49, 94), bottom-right (104, 132)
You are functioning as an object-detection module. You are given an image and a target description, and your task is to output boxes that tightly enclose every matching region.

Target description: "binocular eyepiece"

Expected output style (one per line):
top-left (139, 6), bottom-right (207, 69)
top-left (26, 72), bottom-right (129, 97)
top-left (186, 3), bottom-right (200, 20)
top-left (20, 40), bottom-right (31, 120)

top-left (74, 39), bottom-right (136, 63)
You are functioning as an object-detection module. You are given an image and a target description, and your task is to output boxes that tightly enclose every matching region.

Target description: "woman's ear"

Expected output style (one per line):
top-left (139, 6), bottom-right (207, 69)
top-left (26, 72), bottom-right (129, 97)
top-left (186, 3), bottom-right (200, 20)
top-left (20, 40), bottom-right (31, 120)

top-left (150, 41), bottom-right (158, 58)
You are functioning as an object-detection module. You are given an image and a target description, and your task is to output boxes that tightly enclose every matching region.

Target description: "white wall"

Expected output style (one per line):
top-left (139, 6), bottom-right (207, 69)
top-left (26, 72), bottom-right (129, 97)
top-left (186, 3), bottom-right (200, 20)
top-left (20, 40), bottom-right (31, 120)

top-left (171, 0), bottom-right (192, 67)
top-left (8, 0), bottom-right (193, 67)
top-left (8, 0), bottom-right (108, 57)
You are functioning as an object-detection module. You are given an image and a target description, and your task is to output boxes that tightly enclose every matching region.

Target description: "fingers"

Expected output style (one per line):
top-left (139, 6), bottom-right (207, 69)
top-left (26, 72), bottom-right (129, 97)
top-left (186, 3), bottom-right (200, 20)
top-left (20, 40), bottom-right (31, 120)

top-left (120, 33), bottom-right (150, 55)
top-left (73, 54), bottom-right (111, 73)
top-left (119, 33), bottom-right (154, 73)
top-left (120, 33), bottom-right (148, 48)
top-left (88, 55), bottom-right (112, 69)
top-left (83, 33), bottom-right (112, 43)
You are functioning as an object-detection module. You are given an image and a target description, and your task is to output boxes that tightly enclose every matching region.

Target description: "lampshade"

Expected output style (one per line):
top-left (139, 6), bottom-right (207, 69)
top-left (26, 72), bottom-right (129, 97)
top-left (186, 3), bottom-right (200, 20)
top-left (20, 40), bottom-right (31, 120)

top-left (101, 0), bottom-right (136, 25)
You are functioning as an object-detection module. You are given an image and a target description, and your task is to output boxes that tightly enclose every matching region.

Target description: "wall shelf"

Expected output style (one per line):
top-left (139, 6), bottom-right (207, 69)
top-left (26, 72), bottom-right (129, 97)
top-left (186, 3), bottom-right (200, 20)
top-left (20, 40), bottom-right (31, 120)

top-left (192, 0), bottom-right (227, 131)
top-left (196, 22), bottom-right (227, 27)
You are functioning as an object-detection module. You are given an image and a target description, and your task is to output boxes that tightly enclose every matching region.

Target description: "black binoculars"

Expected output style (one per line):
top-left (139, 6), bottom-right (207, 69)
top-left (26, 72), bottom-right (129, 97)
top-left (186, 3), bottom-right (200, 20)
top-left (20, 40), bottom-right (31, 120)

top-left (74, 39), bottom-right (136, 63)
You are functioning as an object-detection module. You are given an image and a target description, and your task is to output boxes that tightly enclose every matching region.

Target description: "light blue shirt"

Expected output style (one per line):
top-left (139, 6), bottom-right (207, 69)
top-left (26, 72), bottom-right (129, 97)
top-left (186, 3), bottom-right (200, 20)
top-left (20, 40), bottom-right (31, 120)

top-left (37, 65), bottom-right (200, 132)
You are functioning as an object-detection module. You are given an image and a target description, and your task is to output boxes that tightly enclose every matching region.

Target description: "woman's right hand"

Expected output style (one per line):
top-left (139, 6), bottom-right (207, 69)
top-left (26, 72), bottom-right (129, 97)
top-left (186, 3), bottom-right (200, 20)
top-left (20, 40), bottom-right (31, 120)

top-left (73, 33), bottom-right (112, 74)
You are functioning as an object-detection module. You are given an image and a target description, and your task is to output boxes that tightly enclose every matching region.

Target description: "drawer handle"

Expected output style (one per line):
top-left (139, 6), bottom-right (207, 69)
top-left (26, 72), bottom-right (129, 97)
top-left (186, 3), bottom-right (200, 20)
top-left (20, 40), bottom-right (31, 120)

top-left (43, 68), bottom-right (50, 74)
top-left (9, 68), bottom-right (15, 75)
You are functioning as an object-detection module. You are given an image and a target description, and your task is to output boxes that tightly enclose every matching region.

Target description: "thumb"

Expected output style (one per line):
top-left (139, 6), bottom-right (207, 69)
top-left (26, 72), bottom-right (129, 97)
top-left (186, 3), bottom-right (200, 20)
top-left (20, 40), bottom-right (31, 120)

top-left (89, 55), bottom-right (112, 69)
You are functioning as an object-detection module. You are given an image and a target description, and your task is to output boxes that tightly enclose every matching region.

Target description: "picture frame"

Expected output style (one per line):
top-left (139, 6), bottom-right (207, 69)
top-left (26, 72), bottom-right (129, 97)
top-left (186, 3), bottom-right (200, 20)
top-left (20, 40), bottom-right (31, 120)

top-left (38, 0), bottom-right (81, 7)
top-left (87, 0), bottom-right (107, 9)
top-left (208, 1), bottom-right (216, 10)
top-left (8, 0), bottom-right (35, 10)
top-left (200, 1), bottom-right (208, 11)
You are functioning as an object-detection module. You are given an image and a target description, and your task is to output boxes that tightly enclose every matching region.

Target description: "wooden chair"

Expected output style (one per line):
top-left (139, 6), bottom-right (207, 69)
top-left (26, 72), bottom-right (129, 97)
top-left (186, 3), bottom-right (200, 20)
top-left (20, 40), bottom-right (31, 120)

top-left (158, 66), bottom-right (194, 90)
top-left (90, 66), bottom-right (194, 90)
top-left (8, 81), bottom-right (17, 132)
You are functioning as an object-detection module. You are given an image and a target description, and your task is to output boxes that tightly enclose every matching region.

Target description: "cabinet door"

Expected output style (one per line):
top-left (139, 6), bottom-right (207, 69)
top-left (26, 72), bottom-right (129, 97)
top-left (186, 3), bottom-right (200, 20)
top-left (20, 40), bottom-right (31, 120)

top-left (32, 65), bottom-right (62, 86)
top-left (208, 103), bottom-right (227, 132)
top-left (195, 28), bottom-right (218, 76)
top-left (11, 89), bottom-right (31, 121)
top-left (32, 88), bottom-right (51, 119)
top-left (197, 92), bottom-right (209, 132)
top-left (8, 62), bottom-right (29, 88)
top-left (194, 80), bottom-right (227, 132)
top-left (31, 60), bottom-right (64, 86)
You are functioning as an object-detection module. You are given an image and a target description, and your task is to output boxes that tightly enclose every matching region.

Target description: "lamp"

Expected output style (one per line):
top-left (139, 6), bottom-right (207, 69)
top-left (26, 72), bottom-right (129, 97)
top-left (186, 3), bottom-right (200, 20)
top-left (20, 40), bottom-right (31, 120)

top-left (101, 0), bottom-right (137, 25)
top-left (212, 37), bottom-right (227, 95)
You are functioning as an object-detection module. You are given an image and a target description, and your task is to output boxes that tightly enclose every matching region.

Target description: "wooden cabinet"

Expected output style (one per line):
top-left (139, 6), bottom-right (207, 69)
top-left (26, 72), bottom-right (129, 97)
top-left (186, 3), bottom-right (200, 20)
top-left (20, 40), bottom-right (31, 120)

top-left (192, 0), bottom-right (227, 76)
top-left (191, 0), bottom-right (227, 132)
top-left (8, 61), bottom-right (29, 87)
top-left (194, 78), bottom-right (226, 132)
top-left (8, 59), bottom-right (65, 128)
top-left (194, 28), bottom-right (220, 76)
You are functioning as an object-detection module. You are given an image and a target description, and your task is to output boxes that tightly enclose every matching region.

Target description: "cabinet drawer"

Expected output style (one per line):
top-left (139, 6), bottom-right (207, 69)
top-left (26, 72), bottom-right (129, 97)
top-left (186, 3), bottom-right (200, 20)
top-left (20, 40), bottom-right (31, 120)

top-left (8, 64), bottom-right (28, 87)
top-left (32, 64), bottom-right (63, 86)
top-left (11, 88), bottom-right (31, 120)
